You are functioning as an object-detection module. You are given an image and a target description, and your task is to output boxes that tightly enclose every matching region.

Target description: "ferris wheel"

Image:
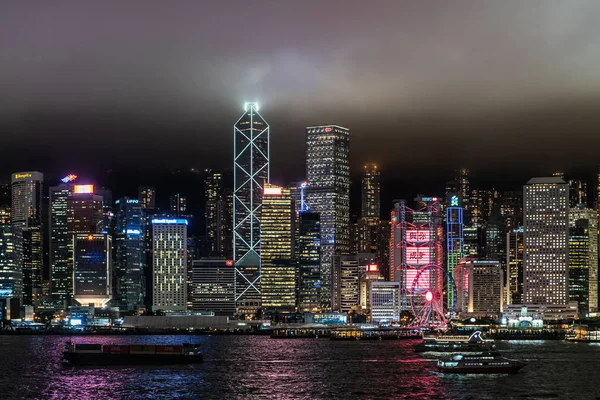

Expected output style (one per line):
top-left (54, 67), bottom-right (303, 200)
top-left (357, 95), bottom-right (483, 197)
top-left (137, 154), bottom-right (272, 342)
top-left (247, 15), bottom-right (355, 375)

top-left (410, 265), bottom-right (456, 329)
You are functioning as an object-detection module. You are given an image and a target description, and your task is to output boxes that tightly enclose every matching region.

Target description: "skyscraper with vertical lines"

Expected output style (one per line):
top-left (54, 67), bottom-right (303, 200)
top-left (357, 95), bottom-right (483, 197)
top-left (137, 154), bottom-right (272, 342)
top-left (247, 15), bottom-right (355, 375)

top-left (233, 102), bottom-right (269, 316)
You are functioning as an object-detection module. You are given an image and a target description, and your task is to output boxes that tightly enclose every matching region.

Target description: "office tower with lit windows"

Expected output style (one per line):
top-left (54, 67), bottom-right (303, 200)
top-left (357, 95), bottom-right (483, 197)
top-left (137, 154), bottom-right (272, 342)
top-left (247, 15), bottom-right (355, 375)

top-left (456, 168), bottom-right (470, 224)
top-left (359, 164), bottom-right (380, 254)
top-left (72, 233), bottom-right (112, 307)
top-left (454, 258), bottom-right (502, 316)
top-left (11, 171), bottom-right (44, 307)
top-left (390, 197), bottom-right (443, 310)
top-left (485, 206), bottom-right (504, 261)
top-left (568, 180), bottom-right (588, 208)
top-left (296, 212), bottom-right (321, 312)
top-left (506, 227), bottom-right (524, 305)
top-left (170, 194), bottom-right (187, 217)
top-left (260, 184), bottom-right (295, 310)
top-left (370, 281), bottom-right (400, 324)
top-left (138, 187), bottom-right (156, 211)
top-left (205, 170), bottom-right (225, 256)
top-left (523, 177), bottom-right (569, 305)
top-left (49, 181), bottom-right (73, 304)
top-left (152, 218), bottom-right (188, 312)
top-left (233, 102), bottom-right (269, 316)
top-left (446, 193), bottom-right (463, 309)
top-left (0, 225), bottom-right (23, 302)
top-left (499, 190), bottom-right (523, 230)
top-left (306, 125), bottom-right (350, 310)
top-left (114, 198), bottom-right (146, 310)
top-left (359, 264), bottom-right (385, 312)
top-left (361, 163), bottom-right (380, 219)
top-left (331, 255), bottom-right (360, 312)
top-left (376, 220), bottom-right (391, 281)
top-left (55, 184), bottom-right (104, 305)
top-left (568, 205), bottom-right (598, 316)
top-left (192, 258), bottom-right (235, 316)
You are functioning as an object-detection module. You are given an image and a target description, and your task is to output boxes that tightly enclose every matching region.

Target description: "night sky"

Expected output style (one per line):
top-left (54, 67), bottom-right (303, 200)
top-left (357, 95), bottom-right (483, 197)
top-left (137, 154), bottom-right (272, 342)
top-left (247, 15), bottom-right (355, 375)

top-left (2, 1), bottom-right (600, 194)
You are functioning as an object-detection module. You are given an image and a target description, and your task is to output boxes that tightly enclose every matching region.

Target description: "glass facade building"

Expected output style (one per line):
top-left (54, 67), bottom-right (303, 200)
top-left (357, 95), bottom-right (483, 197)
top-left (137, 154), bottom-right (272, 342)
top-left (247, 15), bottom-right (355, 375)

top-left (73, 233), bottom-right (112, 307)
top-left (114, 198), bottom-right (146, 310)
top-left (306, 125), bottom-right (350, 310)
top-left (11, 171), bottom-right (44, 307)
top-left (233, 102), bottom-right (269, 316)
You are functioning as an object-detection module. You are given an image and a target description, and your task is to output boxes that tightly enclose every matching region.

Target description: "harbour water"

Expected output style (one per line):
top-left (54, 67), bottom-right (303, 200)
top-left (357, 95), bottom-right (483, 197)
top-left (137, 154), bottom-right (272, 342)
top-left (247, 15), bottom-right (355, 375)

top-left (0, 335), bottom-right (598, 399)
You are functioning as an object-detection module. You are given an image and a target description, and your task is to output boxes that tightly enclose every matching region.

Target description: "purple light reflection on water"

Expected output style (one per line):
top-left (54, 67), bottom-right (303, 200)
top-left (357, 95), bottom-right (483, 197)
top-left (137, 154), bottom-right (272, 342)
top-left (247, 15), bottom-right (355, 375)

top-left (0, 336), bottom-right (598, 399)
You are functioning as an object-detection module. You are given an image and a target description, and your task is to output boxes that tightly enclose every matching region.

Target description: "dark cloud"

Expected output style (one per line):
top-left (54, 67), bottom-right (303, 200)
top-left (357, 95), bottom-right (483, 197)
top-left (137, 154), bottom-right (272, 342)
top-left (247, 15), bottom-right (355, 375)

top-left (1, 1), bottom-right (599, 183)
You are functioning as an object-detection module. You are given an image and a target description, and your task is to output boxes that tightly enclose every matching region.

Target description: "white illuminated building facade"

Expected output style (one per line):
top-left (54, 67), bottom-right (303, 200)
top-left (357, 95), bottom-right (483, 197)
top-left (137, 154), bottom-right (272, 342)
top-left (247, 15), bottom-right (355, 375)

top-left (523, 177), bottom-right (569, 306)
top-left (152, 219), bottom-right (188, 312)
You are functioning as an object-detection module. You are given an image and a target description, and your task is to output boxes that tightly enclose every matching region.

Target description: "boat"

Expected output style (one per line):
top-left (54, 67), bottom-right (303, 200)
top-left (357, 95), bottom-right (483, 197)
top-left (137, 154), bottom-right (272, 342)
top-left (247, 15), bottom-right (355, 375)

top-left (412, 331), bottom-right (495, 352)
top-left (62, 342), bottom-right (203, 366)
top-left (437, 351), bottom-right (525, 374)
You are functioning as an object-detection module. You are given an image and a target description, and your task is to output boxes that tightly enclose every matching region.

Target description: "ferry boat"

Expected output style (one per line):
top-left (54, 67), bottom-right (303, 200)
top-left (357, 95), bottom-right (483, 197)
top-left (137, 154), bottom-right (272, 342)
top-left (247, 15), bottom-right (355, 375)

top-left (62, 342), bottom-right (203, 366)
top-left (412, 331), bottom-right (495, 352)
top-left (437, 351), bottom-right (525, 374)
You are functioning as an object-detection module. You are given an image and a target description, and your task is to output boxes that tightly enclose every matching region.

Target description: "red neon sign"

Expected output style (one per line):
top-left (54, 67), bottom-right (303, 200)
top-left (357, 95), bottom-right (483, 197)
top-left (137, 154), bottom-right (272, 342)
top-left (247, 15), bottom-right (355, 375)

top-left (226, 260), bottom-right (234, 267)
top-left (324, 127), bottom-right (332, 133)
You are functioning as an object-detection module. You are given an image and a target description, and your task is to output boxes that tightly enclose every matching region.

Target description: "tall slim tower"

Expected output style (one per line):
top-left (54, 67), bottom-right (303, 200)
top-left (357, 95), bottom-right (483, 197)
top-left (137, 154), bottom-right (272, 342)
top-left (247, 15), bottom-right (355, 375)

top-left (359, 163), bottom-right (381, 254)
top-left (205, 169), bottom-right (226, 256)
top-left (306, 125), bottom-right (350, 310)
top-left (523, 177), bottom-right (569, 305)
top-left (114, 198), bottom-right (146, 310)
top-left (445, 194), bottom-right (463, 310)
top-left (233, 102), bottom-right (269, 316)
top-left (361, 163), bottom-right (380, 219)
top-left (11, 171), bottom-right (44, 307)
top-left (568, 205), bottom-right (598, 316)
top-left (456, 168), bottom-right (470, 224)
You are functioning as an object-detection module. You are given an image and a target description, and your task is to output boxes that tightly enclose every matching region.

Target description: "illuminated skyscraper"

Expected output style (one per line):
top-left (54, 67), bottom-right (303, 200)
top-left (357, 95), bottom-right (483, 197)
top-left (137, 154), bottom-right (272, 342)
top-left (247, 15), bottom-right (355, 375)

top-left (205, 170), bottom-right (224, 256)
top-left (456, 168), bottom-right (470, 224)
top-left (568, 205), bottom-right (598, 316)
top-left (332, 255), bottom-right (360, 312)
top-left (359, 164), bottom-right (380, 254)
top-left (233, 102), bottom-right (269, 315)
top-left (523, 177), bottom-right (569, 305)
top-left (390, 197), bottom-right (443, 311)
top-left (445, 193), bottom-right (463, 309)
top-left (72, 233), bottom-right (112, 307)
top-left (114, 198), bottom-right (146, 310)
top-left (306, 125), bottom-right (350, 310)
top-left (455, 258), bottom-right (502, 316)
top-left (260, 184), bottom-right (295, 310)
top-left (568, 180), bottom-right (588, 208)
top-left (170, 193), bottom-right (187, 217)
top-left (361, 163), bottom-right (380, 219)
top-left (192, 258), bottom-right (235, 316)
top-left (49, 181), bottom-right (74, 305)
top-left (296, 212), bottom-right (321, 312)
top-left (0, 225), bottom-right (23, 301)
top-left (152, 218), bottom-right (188, 312)
top-left (11, 171), bottom-right (44, 307)
top-left (138, 187), bottom-right (156, 211)
top-left (506, 227), bottom-right (524, 305)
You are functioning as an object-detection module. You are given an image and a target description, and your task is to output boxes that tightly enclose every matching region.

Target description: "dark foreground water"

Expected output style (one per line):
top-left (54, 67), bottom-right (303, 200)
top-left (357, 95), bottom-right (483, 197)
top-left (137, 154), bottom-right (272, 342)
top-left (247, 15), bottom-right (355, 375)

top-left (0, 335), bottom-right (598, 399)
